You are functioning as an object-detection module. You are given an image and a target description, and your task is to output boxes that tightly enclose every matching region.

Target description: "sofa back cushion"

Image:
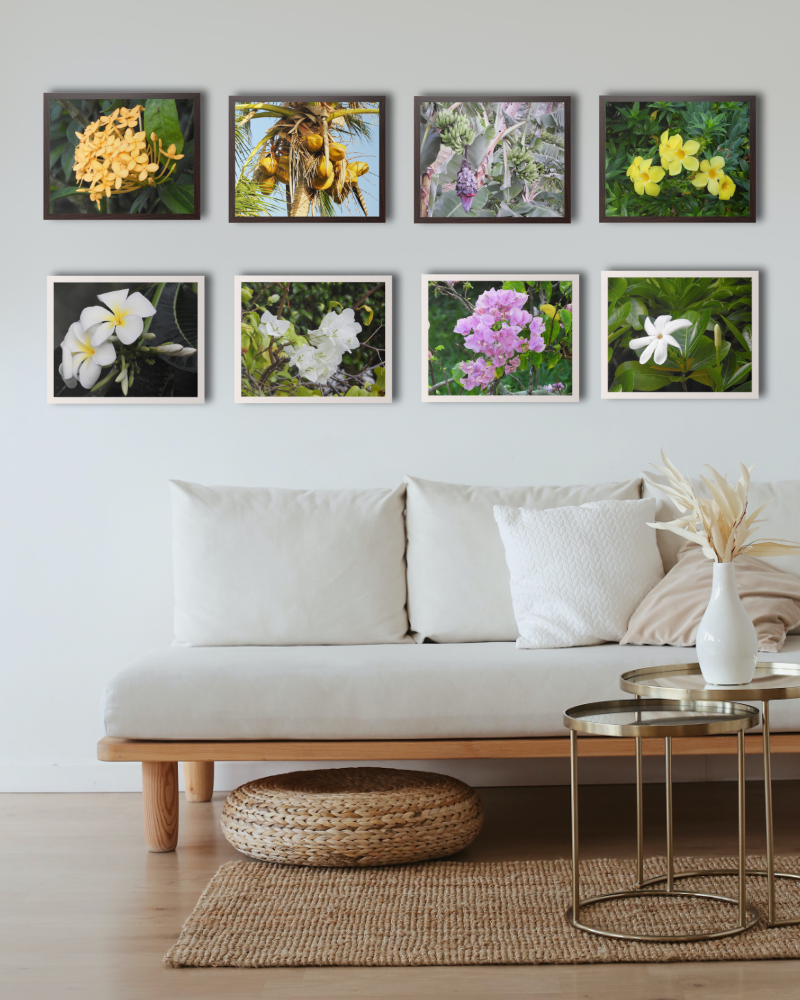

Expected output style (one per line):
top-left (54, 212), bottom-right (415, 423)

top-left (171, 481), bottom-right (410, 646)
top-left (404, 476), bottom-right (642, 643)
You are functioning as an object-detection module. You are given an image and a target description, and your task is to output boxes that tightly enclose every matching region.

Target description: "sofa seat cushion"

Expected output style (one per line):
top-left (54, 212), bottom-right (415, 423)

top-left (103, 638), bottom-right (800, 741)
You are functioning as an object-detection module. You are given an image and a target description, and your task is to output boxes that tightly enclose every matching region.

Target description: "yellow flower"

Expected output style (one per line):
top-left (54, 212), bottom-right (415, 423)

top-left (626, 155), bottom-right (644, 179)
top-left (691, 157), bottom-right (726, 195)
top-left (717, 174), bottom-right (737, 201)
top-left (630, 158), bottom-right (665, 197)
top-left (659, 130), bottom-right (701, 175)
top-left (72, 106), bottom-right (183, 207)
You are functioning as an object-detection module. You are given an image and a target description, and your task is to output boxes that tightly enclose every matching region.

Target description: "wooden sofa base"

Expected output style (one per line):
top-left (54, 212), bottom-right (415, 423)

top-left (97, 734), bottom-right (800, 852)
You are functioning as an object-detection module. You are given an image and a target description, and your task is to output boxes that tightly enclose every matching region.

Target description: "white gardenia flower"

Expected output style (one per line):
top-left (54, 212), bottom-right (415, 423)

top-left (80, 288), bottom-right (157, 347)
top-left (259, 310), bottom-right (292, 340)
top-left (309, 309), bottom-right (362, 352)
top-left (59, 321), bottom-right (117, 389)
top-left (629, 315), bottom-right (692, 365)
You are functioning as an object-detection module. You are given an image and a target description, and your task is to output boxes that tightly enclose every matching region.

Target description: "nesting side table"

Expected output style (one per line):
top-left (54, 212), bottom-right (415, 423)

top-left (621, 661), bottom-right (800, 927)
top-left (563, 698), bottom-right (760, 942)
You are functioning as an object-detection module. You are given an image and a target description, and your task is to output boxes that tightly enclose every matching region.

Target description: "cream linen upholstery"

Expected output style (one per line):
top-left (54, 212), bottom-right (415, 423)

top-left (621, 542), bottom-right (800, 652)
top-left (404, 476), bottom-right (642, 643)
top-left (102, 638), bottom-right (800, 741)
top-left (170, 481), bottom-right (410, 646)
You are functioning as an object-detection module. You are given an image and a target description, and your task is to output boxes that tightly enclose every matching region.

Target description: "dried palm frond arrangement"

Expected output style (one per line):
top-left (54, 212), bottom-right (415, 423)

top-left (646, 451), bottom-right (800, 563)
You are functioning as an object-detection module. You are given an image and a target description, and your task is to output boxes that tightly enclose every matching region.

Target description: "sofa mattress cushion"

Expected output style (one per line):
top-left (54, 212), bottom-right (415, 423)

top-left (404, 475), bottom-right (642, 643)
top-left (170, 480), bottom-right (411, 646)
top-left (102, 638), bottom-right (800, 741)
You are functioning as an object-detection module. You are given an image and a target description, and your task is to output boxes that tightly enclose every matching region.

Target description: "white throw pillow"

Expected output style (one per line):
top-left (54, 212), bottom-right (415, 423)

top-left (404, 476), bottom-right (642, 643)
top-left (493, 498), bottom-right (663, 649)
top-left (170, 481), bottom-right (410, 646)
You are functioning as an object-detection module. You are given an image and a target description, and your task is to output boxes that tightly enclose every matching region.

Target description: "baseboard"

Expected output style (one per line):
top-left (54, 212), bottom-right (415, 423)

top-left (2, 755), bottom-right (799, 792)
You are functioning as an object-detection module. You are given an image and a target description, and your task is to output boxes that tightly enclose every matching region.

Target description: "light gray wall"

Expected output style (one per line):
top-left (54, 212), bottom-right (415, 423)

top-left (2, 0), bottom-right (797, 791)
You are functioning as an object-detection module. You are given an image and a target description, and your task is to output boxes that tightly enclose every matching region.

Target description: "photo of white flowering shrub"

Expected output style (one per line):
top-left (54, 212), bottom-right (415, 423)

top-left (48, 277), bottom-right (203, 403)
top-left (416, 98), bottom-right (569, 222)
top-left (424, 275), bottom-right (578, 401)
top-left (236, 277), bottom-right (390, 402)
top-left (45, 94), bottom-right (199, 219)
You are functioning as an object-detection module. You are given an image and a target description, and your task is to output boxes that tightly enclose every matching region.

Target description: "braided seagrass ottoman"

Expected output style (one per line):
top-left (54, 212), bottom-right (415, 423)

top-left (220, 766), bottom-right (484, 867)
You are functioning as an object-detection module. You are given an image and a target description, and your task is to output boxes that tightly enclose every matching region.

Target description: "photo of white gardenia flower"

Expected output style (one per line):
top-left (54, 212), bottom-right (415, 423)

top-left (48, 277), bottom-right (204, 404)
top-left (237, 277), bottom-right (391, 402)
top-left (629, 314), bottom-right (692, 365)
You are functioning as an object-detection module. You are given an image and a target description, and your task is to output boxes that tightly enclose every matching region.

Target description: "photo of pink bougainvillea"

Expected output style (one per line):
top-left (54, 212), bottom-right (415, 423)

top-left (416, 99), bottom-right (570, 222)
top-left (423, 275), bottom-right (578, 401)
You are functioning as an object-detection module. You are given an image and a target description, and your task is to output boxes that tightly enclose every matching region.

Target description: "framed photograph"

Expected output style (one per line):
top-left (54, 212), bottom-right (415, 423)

top-left (235, 277), bottom-right (391, 402)
top-left (423, 275), bottom-right (578, 401)
top-left (602, 271), bottom-right (758, 399)
top-left (48, 276), bottom-right (204, 403)
top-left (415, 98), bottom-right (570, 222)
top-left (600, 96), bottom-right (755, 222)
top-left (230, 97), bottom-right (385, 222)
top-left (44, 93), bottom-right (200, 219)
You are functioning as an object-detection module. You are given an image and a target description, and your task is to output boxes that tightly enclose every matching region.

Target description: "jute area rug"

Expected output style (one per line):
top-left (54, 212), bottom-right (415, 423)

top-left (165, 856), bottom-right (800, 967)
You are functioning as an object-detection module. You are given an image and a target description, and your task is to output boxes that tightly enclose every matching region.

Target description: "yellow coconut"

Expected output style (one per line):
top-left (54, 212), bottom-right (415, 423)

top-left (312, 173), bottom-right (335, 191)
top-left (258, 156), bottom-right (278, 176)
top-left (328, 142), bottom-right (347, 162)
top-left (259, 176), bottom-right (277, 194)
top-left (305, 134), bottom-right (324, 153)
top-left (316, 158), bottom-right (333, 180)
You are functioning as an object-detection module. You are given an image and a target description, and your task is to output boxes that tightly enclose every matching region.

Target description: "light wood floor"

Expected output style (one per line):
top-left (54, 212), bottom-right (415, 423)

top-left (2, 782), bottom-right (800, 999)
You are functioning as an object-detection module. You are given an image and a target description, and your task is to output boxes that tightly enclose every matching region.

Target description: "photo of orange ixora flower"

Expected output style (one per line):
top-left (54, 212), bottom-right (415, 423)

top-left (44, 94), bottom-right (199, 219)
top-left (601, 97), bottom-right (755, 222)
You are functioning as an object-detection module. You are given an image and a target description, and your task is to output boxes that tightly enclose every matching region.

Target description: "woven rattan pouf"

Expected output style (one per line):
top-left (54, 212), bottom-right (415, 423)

top-left (220, 766), bottom-right (484, 867)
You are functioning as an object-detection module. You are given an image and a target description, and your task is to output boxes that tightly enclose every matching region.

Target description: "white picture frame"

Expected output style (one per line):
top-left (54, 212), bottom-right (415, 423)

top-left (422, 273), bottom-right (579, 402)
top-left (601, 270), bottom-right (758, 399)
top-left (48, 275), bottom-right (204, 404)
top-left (234, 275), bottom-right (392, 403)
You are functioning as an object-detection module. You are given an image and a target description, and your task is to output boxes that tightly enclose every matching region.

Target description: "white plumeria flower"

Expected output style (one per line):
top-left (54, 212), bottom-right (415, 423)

top-left (629, 314), bottom-right (692, 365)
top-left (308, 309), bottom-right (362, 352)
top-left (259, 310), bottom-right (291, 340)
top-left (59, 321), bottom-right (117, 389)
top-left (80, 288), bottom-right (157, 347)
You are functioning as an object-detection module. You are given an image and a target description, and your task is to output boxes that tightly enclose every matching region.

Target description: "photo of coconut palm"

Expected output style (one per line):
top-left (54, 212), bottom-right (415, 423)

top-left (416, 98), bottom-right (570, 222)
top-left (602, 271), bottom-right (758, 398)
top-left (601, 97), bottom-right (755, 222)
top-left (424, 275), bottom-right (578, 401)
top-left (231, 98), bottom-right (384, 221)
top-left (236, 277), bottom-right (390, 401)
top-left (44, 94), bottom-right (199, 219)
top-left (48, 277), bottom-right (204, 403)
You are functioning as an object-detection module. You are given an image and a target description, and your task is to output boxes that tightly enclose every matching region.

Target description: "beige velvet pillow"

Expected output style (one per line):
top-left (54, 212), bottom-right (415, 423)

top-left (621, 542), bottom-right (800, 653)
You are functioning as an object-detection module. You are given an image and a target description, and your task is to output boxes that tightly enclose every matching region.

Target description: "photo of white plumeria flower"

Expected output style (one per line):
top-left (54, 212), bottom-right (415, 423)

top-left (48, 276), bottom-right (205, 404)
top-left (236, 276), bottom-right (391, 403)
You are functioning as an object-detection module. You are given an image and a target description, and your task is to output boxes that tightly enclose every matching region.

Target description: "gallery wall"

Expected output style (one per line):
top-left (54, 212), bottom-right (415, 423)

top-left (1, 0), bottom-right (798, 792)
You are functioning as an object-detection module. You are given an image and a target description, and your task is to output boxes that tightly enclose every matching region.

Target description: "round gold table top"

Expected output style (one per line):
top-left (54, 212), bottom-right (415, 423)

top-left (619, 662), bottom-right (800, 702)
top-left (563, 698), bottom-right (759, 738)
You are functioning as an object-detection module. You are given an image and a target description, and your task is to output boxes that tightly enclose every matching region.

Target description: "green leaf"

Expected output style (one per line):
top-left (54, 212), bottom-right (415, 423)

top-left (542, 281), bottom-right (552, 304)
top-left (559, 309), bottom-right (572, 332)
top-left (129, 188), bottom-right (153, 214)
top-left (724, 362), bottom-right (752, 389)
top-left (686, 337), bottom-right (730, 371)
top-left (721, 315), bottom-right (751, 352)
top-left (616, 368), bottom-right (634, 392)
top-left (502, 281), bottom-right (526, 293)
top-left (374, 367), bottom-right (386, 392)
top-left (608, 299), bottom-right (631, 327)
top-left (50, 185), bottom-right (85, 202)
top-left (706, 366), bottom-right (724, 392)
top-left (608, 277), bottom-right (628, 306)
top-left (420, 127), bottom-right (441, 172)
top-left (49, 142), bottom-right (66, 168)
top-left (143, 98), bottom-right (184, 154)
top-left (157, 181), bottom-right (194, 214)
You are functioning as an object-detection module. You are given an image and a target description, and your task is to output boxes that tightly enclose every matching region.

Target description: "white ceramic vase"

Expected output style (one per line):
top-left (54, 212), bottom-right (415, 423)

top-left (696, 561), bottom-right (758, 686)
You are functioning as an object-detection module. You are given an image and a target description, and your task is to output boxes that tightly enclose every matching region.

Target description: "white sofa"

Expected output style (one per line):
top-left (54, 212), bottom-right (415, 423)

top-left (99, 474), bottom-right (800, 850)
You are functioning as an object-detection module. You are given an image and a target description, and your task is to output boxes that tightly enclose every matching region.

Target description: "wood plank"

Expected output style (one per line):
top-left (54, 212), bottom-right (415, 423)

top-left (97, 732), bottom-right (800, 763)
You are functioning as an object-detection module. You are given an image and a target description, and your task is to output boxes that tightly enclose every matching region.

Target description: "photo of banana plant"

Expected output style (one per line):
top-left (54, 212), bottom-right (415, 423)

top-left (230, 97), bottom-right (384, 222)
top-left (236, 277), bottom-right (391, 402)
top-left (602, 271), bottom-right (758, 399)
top-left (48, 276), bottom-right (204, 403)
top-left (44, 93), bottom-right (199, 219)
top-left (423, 275), bottom-right (578, 401)
top-left (416, 98), bottom-right (570, 222)
top-left (601, 96), bottom-right (755, 222)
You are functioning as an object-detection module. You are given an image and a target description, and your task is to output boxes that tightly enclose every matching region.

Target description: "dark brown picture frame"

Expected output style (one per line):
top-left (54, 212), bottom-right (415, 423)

top-left (599, 95), bottom-right (756, 223)
top-left (415, 97), bottom-right (571, 224)
top-left (229, 96), bottom-right (386, 223)
top-left (44, 93), bottom-right (201, 221)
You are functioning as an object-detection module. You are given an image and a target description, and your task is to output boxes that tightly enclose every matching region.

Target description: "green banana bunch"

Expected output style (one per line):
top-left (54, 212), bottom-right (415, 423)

top-left (539, 129), bottom-right (565, 149)
top-left (435, 109), bottom-right (458, 130)
top-left (439, 114), bottom-right (475, 155)
top-left (507, 142), bottom-right (541, 183)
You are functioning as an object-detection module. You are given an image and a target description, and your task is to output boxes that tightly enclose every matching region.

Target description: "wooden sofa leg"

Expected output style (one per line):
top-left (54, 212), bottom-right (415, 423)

top-left (183, 761), bottom-right (214, 802)
top-left (142, 761), bottom-right (179, 852)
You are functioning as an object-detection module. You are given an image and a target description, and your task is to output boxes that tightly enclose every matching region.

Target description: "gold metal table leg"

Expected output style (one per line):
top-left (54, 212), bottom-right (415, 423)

top-left (738, 728), bottom-right (746, 928)
top-left (570, 729), bottom-right (579, 922)
top-left (636, 734), bottom-right (644, 889)
top-left (764, 700), bottom-right (776, 925)
top-left (665, 736), bottom-right (673, 893)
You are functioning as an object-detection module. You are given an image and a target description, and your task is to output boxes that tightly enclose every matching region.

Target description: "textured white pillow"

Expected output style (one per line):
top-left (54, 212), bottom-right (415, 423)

top-left (171, 481), bottom-right (410, 646)
top-left (494, 498), bottom-right (663, 649)
top-left (405, 476), bottom-right (642, 642)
